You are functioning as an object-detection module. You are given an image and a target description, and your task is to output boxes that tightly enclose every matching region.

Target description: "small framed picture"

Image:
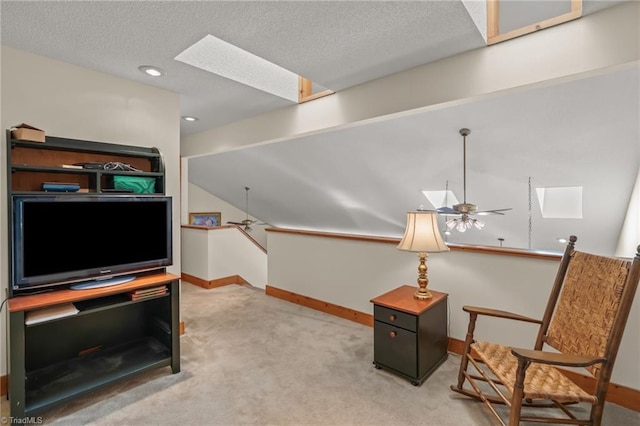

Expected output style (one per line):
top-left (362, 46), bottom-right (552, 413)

top-left (189, 212), bottom-right (221, 227)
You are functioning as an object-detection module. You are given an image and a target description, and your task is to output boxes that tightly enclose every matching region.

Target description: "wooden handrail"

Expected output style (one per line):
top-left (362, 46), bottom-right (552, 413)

top-left (266, 227), bottom-right (562, 261)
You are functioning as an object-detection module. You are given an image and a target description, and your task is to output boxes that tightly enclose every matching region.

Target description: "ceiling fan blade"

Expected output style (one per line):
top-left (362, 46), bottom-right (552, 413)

top-left (227, 221), bottom-right (244, 225)
top-left (475, 208), bottom-right (513, 216)
top-left (436, 206), bottom-right (462, 216)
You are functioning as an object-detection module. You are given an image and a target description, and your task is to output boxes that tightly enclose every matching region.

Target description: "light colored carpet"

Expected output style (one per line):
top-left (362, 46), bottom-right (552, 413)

top-left (2, 283), bottom-right (638, 425)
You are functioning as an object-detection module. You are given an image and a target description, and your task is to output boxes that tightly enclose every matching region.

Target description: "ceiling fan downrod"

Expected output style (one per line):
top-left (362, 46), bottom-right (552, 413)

top-left (244, 186), bottom-right (250, 221)
top-left (455, 128), bottom-right (477, 213)
top-left (460, 128), bottom-right (469, 205)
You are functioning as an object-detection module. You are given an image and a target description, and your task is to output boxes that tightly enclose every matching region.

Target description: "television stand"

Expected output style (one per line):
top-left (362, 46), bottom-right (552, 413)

top-left (70, 275), bottom-right (135, 290)
top-left (7, 272), bottom-right (180, 417)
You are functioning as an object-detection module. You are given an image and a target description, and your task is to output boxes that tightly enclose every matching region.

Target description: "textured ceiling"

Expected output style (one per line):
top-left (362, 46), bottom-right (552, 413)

top-left (1, 1), bottom-right (486, 136)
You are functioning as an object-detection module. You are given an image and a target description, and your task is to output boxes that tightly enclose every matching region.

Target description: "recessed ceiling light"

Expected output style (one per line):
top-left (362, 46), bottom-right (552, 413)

top-left (138, 65), bottom-right (165, 77)
top-left (556, 237), bottom-right (568, 244)
top-left (182, 116), bottom-right (199, 122)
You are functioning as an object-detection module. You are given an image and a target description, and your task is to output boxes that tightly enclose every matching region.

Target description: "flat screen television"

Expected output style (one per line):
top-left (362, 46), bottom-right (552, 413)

top-left (11, 195), bottom-right (172, 294)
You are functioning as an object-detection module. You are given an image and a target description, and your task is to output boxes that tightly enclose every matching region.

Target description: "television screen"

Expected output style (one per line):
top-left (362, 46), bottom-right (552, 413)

top-left (11, 195), bottom-right (172, 294)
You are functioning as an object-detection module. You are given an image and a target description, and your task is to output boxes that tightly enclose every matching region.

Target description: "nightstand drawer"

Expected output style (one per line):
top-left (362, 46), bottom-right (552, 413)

top-left (373, 321), bottom-right (417, 378)
top-left (374, 305), bottom-right (416, 332)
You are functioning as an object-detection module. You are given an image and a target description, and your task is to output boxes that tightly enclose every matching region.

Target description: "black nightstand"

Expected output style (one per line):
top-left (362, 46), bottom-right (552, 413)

top-left (370, 285), bottom-right (448, 385)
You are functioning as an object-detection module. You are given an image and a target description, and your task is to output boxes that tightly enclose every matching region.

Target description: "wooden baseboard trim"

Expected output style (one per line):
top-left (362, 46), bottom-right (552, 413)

top-left (447, 337), bottom-right (640, 412)
top-left (181, 273), bottom-right (249, 289)
top-left (265, 285), bottom-right (373, 327)
top-left (180, 320), bottom-right (185, 335)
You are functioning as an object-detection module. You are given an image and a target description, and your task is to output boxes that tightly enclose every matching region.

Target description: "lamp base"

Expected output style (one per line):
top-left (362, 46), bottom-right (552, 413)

top-left (414, 288), bottom-right (433, 300)
top-left (413, 252), bottom-right (433, 300)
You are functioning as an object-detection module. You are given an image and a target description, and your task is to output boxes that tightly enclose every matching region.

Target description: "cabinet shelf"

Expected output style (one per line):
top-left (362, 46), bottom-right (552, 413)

top-left (11, 164), bottom-right (164, 177)
top-left (24, 336), bottom-right (171, 416)
top-left (24, 292), bottom-right (170, 328)
top-left (11, 137), bottom-right (162, 160)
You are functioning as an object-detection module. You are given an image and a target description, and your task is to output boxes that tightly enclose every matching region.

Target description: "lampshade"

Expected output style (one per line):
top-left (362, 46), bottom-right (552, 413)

top-left (397, 211), bottom-right (450, 253)
top-left (397, 211), bottom-right (449, 300)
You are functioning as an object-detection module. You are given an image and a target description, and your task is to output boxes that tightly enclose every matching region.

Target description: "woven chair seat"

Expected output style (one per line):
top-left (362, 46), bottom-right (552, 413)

top-left (472, 340), bottom-right (597, 404)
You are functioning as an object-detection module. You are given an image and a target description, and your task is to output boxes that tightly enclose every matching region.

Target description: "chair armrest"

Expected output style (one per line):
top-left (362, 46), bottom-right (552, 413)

top-left (463, 306), bottom-right (542, 324)
top-left (510, 347), bottom-right (606, 368)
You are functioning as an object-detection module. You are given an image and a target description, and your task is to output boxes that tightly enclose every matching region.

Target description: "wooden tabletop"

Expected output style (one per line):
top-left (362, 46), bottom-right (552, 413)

top-left (8, 272), bottom-right (179, 312)
top-left (370, 285), bottom-right (448, 315)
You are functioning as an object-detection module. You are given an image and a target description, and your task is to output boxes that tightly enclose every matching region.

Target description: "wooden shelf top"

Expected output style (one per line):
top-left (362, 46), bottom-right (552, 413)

top-left (8, 272), bottom-right (179, 313)
top-left (370, 285), bottom-right (448, 315)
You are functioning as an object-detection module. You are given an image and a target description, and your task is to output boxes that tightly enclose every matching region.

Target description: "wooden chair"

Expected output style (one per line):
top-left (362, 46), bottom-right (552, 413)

top-left (450, 236), bottom-right (640, 426)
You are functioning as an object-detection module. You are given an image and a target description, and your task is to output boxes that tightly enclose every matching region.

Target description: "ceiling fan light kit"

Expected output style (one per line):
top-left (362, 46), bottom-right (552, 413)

top-left (446, 215), bottom-right (485, 232)
top-left (436, 128), bottom-right (511, 232)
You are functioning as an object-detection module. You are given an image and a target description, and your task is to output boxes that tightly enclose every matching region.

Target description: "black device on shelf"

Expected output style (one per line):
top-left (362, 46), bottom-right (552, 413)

top-left (11, 195), bottom-right (173, 294)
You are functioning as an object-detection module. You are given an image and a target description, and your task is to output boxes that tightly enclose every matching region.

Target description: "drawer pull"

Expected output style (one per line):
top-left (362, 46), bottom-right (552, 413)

top-left (389, 314), bottom-right (397, 321)
top-left (389, 331), bottom-right (397, 338)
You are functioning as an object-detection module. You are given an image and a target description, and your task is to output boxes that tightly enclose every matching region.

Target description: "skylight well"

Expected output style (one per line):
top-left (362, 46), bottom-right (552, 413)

top-left (175, 34), bottom-right (333, 104)
top-left (536, 186), bottom-right (583, 219)
top-left (422, 190), bottom-right (459, 210)
top-left (176, 34), bottom-right (299, 102)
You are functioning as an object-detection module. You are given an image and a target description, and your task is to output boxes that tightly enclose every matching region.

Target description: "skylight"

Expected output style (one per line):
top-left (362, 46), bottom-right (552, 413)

top-left (535, 186), bottom-right (583, 219)
top-left (175, 34), bottom-right (299, 102)
top-left (422, 190), bottom-right (460, 210)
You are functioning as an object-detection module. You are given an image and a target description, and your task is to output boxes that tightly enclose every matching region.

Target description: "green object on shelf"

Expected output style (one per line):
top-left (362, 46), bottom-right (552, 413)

top-left (113, 175), bottom-right (156, 194)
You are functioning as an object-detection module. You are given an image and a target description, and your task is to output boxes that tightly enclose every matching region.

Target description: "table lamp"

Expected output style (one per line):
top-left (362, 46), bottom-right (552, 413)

top-left (397, 211), bottom-right (450, 300)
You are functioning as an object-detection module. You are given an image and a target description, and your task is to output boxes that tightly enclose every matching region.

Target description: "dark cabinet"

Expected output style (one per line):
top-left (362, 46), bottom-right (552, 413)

top-left (8, 274), bottom-right (180, 417)
top-left (371, 286), bottom-right (448, 385)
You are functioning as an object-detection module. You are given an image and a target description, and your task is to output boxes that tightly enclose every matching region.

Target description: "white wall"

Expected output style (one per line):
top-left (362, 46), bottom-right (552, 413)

top-left (616, 170), bottom-right (640, 258)
top-left (182, 226), bottom-right (267, 288)
top-left (0, 47), bottom-right (181, 377)
top-left (187, 182), bottom-right (267, 248)
top-left (267, 231), bottom-right (640, 390)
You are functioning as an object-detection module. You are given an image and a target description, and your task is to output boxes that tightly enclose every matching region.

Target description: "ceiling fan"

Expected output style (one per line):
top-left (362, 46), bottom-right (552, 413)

top-left (226, 186), bottom-right (266, 232)
top-left (437, 128), bottom-right (511, 232)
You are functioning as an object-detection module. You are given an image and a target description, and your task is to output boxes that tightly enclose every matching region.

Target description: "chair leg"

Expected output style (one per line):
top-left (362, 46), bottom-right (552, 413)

top-left (455, 313), bottom-right (478, 389)
top-left (508, 358), bottom-right (529, 426)
top-left (590, 401), bottom-right (605, 426)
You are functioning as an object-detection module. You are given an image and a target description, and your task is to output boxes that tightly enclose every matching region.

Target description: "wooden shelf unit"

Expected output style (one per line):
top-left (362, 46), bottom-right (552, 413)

top-left (5, 131), bottom-right (179, 417)
top-left (8, 133), bottom-right (165, 195)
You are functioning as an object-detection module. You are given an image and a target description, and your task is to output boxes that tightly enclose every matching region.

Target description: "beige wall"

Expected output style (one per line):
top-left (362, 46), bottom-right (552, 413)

top-left (181, 227), bottom-right (267, 288)
top-left (266, 231), bottom-right (640, 390)
top-left (0, 46), bottom-right (181, 376)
